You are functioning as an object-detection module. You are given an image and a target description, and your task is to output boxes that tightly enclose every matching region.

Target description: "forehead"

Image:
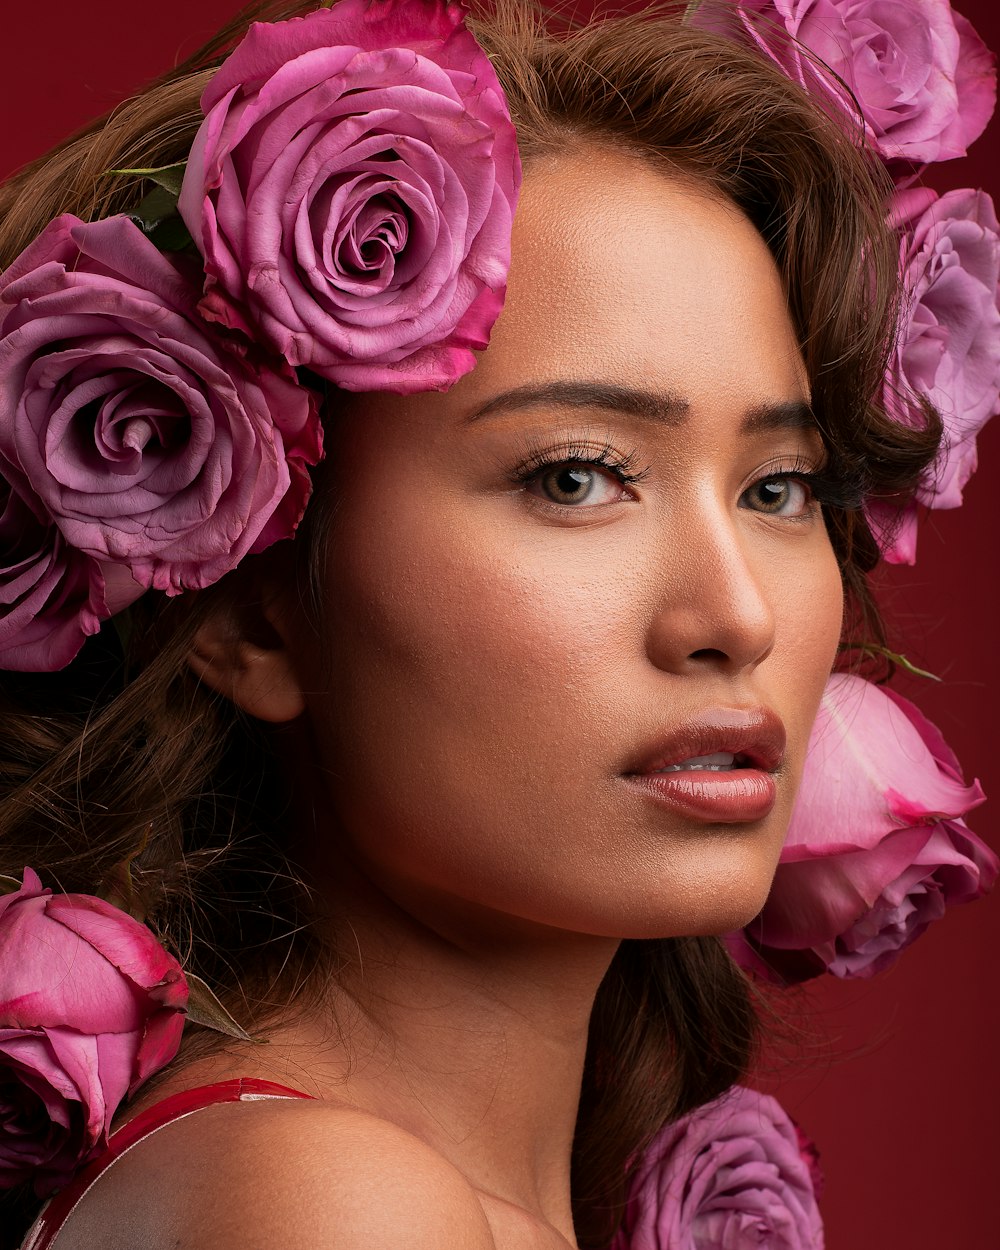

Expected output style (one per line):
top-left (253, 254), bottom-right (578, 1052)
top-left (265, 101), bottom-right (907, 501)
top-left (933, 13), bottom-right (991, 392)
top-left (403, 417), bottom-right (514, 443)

top-left (455, 146), bottom-right (808, 412)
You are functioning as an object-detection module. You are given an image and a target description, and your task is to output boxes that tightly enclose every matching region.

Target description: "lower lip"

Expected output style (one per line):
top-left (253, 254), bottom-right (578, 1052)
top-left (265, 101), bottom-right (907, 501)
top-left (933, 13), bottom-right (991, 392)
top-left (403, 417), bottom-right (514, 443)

top-left (625, 769), bottom-right (777, 823)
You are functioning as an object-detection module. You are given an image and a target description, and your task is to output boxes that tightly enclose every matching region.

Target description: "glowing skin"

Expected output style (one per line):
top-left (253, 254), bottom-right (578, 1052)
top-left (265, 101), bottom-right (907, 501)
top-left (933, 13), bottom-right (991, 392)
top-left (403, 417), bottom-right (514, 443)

top-left (70, 148), bottom-right (847, 1250)
top-left (281, 147), bottom-right (844, 944)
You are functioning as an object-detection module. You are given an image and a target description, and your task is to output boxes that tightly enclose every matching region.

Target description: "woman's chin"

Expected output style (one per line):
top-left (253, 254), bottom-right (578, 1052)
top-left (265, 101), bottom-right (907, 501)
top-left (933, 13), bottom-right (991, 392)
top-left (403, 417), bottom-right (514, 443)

top-left (598, 865), bottom-right (778, 943)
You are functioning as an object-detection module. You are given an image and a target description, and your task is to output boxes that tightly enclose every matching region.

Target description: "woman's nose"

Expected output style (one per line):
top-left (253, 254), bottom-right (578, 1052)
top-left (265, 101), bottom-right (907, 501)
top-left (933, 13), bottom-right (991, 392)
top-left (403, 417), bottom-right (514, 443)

top-left (644, 512), bottom-right (777, 677)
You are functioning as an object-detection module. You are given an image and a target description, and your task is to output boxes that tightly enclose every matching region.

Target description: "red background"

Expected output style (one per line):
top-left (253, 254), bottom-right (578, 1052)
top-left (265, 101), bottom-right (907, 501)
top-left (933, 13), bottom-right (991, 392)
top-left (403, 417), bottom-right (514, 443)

top-left (2, 3), bottom-right (997, 1246)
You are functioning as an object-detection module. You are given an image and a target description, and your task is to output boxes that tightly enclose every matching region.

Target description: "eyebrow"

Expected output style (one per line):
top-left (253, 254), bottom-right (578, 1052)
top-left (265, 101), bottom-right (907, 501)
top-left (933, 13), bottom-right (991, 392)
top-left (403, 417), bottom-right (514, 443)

top-left (465, 381), bottom-right (817, 435)
top-left (466, 381), bottom-right (688, 425)
top-left (741, 400), bottom-right (819, 435)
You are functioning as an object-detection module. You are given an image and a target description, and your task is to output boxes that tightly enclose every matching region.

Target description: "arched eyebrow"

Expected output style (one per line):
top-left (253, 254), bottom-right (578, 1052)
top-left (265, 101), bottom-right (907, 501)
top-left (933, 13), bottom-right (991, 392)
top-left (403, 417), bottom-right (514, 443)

top-left (465, 381), bottom-right (817, 434)
top-left (741, 400), bottom-right (819, 434)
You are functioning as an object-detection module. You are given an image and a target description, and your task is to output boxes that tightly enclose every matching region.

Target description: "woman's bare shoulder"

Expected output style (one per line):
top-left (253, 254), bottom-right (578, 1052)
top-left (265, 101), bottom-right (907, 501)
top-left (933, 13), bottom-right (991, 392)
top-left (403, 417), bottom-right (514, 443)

top-left (52, 1098), bottom-right (498, 1250)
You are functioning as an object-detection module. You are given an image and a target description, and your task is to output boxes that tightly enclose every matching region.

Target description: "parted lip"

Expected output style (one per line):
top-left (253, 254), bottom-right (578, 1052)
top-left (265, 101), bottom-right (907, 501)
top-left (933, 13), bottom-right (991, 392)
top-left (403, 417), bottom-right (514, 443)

top-left (625, 707), bottom-right (787, 775)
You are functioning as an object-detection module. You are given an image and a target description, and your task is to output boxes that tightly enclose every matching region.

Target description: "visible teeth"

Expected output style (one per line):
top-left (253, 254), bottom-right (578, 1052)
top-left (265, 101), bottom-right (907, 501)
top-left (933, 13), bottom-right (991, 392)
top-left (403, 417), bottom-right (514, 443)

top-left (657, 752), bottom-right (737, 772)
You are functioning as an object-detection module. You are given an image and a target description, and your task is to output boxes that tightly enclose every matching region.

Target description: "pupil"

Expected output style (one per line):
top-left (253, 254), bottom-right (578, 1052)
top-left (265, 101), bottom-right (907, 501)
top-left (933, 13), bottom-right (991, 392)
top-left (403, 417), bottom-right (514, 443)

top-left (554, 467), bottom-right (590, 499)
top-left (762, 481), bottom-right (785, 507)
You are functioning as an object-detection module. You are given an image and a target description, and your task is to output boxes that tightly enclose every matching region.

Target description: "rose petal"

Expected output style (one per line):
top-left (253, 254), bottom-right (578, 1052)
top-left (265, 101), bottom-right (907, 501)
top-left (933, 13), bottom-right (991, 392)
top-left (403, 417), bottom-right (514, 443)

top-left (614, 1085), bottom-right (824, 1250)
top-left (731, 676), bottom-right (997, 982)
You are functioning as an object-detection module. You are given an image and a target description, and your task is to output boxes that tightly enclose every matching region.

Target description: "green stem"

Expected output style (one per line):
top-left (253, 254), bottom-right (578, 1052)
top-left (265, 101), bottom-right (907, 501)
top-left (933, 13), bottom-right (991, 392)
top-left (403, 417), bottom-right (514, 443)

top-left (848, 642), bottom-right (941, 682)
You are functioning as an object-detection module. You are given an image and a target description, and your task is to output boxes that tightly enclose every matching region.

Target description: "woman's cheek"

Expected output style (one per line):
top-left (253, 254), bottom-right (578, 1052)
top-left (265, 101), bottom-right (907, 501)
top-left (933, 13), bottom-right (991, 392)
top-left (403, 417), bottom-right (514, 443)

top-left (766, 531), bottom-right (844, 785)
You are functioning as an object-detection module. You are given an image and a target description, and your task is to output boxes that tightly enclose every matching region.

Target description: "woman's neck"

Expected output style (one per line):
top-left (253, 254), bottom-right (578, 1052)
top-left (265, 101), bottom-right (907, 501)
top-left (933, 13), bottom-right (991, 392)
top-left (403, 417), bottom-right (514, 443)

top-left (302, 871), bottom-right (619, 1238)
top-left (131, 861), bottom-right (619, 1247)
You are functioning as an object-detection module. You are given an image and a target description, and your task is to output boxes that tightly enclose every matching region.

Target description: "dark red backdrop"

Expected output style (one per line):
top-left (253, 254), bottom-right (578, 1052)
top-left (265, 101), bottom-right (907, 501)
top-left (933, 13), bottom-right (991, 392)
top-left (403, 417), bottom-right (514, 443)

top-left (2, 3), bottom-right (997, 1246)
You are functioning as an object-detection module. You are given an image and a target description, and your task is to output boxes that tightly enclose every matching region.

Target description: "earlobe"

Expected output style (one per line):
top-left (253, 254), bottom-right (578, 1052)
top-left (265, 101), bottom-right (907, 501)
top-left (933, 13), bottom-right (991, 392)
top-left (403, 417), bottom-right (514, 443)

top-left (188, 596), bottom-right (306, 724)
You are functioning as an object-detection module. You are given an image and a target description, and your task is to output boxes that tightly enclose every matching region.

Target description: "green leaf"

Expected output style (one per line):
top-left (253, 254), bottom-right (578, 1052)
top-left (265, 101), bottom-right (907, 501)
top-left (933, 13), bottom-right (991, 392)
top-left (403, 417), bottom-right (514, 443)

top-left (147, 214), bottom-right (195, 254)
top-left (184, 973), bottom-right (256, 1042)
top-left (124, 180), bottom-right (195, 253)
top-left (109, 161), bottom-right (187, 198)
top-left (0, 873), bottom-right (23, 895)
top-left (128, 184), bottom-right (181, 235)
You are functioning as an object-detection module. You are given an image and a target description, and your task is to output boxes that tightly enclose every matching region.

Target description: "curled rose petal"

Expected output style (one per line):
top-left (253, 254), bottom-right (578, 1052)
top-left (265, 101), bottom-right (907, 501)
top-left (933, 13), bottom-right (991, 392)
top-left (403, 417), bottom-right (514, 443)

top-left (0, 869), bottom-right (189, 1194)
top-left (728, 675), bottom-right (997, 983)
top-left (612, 1085), bottom-right (824, 1250)
top-left (0, 1028), bottom-right (105, 1193)
top-left (0, 472), bottom-right (111, 672)
top-left (0, 214), bottom-right (322, 597)
top-left (178, 0), bottom-right (521, 393)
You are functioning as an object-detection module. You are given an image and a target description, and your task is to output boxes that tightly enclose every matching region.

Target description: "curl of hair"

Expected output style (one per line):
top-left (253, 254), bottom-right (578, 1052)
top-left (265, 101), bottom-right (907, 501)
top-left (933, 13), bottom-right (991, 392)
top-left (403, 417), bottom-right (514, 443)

top-left (0, 3), bottom-right (941, 1245)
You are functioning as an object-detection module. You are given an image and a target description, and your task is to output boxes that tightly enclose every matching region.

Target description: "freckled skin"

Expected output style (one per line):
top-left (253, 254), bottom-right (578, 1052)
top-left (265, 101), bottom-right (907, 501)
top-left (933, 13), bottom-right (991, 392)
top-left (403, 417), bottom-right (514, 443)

top-left (283, 147), bottom-right (844, 945)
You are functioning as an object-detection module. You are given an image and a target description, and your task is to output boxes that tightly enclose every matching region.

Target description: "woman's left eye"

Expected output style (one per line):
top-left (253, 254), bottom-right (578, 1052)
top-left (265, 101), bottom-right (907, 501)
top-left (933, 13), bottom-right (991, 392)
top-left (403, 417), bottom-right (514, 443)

top-left (740, 474), bottom-right (814, 517)
top-left (526, 462), bottom-right (632, 507)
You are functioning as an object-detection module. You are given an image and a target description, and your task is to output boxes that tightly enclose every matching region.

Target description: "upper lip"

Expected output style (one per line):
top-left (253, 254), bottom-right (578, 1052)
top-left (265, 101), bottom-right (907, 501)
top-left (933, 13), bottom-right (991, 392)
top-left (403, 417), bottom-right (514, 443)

top-left (625, 707), bottom-right (787, 774)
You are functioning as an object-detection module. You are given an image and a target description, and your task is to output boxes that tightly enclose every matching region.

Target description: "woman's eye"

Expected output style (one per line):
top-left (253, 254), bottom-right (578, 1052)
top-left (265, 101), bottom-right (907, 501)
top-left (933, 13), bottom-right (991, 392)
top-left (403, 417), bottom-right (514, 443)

top-left (741, 474), bottom-right (813, 517)
top-left (527, 462), bottom-right (631, 507)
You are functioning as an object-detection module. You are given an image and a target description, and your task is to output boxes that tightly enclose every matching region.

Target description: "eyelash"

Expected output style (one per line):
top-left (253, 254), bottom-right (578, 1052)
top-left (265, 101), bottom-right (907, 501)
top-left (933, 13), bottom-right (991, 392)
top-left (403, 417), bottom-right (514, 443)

top-left (508, 442), bottom-right (866, 513)
top-left (752, 456), bottom-right (866, 513)
top-left (509, 439), bottom-right (650, 493)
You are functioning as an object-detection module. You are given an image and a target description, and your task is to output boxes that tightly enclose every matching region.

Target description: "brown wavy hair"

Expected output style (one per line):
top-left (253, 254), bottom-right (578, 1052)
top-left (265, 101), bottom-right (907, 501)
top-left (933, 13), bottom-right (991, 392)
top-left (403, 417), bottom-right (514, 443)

top-left (0, 2), bottom-right (940, 1245)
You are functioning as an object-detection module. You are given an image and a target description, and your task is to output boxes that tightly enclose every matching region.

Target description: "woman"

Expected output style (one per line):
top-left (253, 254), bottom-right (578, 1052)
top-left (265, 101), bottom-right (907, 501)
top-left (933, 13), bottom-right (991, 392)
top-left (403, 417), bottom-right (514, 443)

top-left (0, 2), bottom-right (941, 1246)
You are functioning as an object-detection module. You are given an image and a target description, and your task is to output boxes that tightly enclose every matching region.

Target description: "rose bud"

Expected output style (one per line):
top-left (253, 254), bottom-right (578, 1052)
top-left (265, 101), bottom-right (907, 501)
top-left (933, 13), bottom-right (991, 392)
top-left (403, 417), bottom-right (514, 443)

top-left (0, 869), bottom-right (189, 1195)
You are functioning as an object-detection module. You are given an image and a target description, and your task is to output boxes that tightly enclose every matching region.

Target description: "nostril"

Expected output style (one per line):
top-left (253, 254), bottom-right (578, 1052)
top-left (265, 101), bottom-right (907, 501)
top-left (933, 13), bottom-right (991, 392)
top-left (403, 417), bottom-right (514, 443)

top-left (688, 647), bottom-right (729, 662)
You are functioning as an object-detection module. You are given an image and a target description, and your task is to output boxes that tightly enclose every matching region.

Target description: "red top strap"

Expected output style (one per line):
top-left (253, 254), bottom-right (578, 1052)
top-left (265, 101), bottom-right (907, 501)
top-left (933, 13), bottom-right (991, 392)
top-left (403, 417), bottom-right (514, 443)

top-left (22, 1078), bottom-right (313, 1250)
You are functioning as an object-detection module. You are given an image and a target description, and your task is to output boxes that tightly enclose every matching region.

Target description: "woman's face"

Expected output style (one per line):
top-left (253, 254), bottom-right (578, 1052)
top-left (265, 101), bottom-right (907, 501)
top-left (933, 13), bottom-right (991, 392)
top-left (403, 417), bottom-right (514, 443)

top-left (285, 147), bottom-right (843, 942)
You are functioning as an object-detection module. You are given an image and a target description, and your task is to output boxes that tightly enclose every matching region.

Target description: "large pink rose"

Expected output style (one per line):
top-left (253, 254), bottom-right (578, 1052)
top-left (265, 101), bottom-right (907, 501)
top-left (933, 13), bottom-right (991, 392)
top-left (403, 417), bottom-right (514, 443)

top-left (178, 0), bottom-right (520, 393)
top-left (869, 186), bottom-right (1000, 563)
top-left (729, 674), bottom-right (996, 982)
top-left (0, 214), bottom-right (322, 596)
top-left (711, 1), bottom-right (996, 165)
top-left (613, 1086), bottom-right (824, 1250)
top-left (0, 869), bottom-right (188, 1195)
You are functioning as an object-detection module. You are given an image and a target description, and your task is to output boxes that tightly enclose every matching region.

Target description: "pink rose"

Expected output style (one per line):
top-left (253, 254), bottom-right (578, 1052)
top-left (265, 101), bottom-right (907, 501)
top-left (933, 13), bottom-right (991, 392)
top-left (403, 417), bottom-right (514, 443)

top-left (0, 869), bottom-right (188, 1195)
top-left (0, 473), bottom-right (107, 671)
top-left (613, 1086), bottom-right (824, 1250)
top-left (178, 0), bottom-right (520, 393)
top-left (729, 675), bottom-right (996, 982)
top-left (711, 1), bottom-right (996, 165)
top-left (869, 186), bottom-right (1000, 563)
top-left (0, 214), bottom-right (322, 596)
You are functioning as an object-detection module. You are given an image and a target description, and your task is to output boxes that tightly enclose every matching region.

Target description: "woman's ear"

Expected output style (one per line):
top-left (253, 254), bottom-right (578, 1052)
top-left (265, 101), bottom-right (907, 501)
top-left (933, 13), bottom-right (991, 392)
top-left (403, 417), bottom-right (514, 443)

top-left (187, 581), bottom-right (307, 724)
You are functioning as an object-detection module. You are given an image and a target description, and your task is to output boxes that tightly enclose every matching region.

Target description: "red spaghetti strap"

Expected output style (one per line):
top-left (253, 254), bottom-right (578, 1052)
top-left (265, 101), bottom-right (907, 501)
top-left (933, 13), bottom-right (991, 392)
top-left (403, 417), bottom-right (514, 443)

top-left (21, 1079), bottom-right (314, 1250)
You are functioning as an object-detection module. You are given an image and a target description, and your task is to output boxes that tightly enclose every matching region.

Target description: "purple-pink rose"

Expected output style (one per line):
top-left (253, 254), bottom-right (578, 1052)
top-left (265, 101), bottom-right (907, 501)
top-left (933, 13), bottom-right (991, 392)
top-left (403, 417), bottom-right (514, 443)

top-left (729, 674), bottom-right (996, 983)
top-left (0, 214), bottom-right (322, 597)
top-left (713, 1), bottom-right (996, 165)
top-left (178, 0), bottom-right (521, 393)
top-left (613, 1085), bottom-right (824, 1250)
top-left (0, 473), bottom-right (107, 672)
top-left (0, 868), bottom-right (189, 1195)
top-left (869, 186), bottom-right (1000, 563)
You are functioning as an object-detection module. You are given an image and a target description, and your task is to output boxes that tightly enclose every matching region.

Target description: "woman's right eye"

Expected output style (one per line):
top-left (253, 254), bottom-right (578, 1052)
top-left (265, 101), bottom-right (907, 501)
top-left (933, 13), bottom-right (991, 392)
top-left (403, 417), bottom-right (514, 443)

top-left (525, 462), bottom-right (634, 507)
